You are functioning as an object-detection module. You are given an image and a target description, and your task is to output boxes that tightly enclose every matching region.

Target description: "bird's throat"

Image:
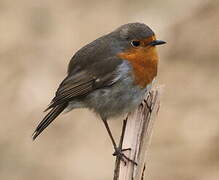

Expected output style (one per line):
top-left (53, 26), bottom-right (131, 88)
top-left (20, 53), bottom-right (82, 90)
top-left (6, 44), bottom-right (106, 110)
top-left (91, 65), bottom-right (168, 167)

top-left (118, 46), bottom-right (158, 88)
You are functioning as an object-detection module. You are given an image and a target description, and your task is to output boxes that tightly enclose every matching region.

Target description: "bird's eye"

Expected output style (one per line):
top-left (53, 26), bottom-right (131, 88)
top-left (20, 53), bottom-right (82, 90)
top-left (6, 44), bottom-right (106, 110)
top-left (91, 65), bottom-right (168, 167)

top-left (131, 40), bottom-right (141, 47)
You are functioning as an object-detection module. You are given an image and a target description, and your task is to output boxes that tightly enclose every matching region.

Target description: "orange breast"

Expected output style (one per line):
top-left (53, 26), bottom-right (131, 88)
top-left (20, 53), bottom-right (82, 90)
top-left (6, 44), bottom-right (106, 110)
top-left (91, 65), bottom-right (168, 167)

top-left (118, 36), bottom-right (159, 88)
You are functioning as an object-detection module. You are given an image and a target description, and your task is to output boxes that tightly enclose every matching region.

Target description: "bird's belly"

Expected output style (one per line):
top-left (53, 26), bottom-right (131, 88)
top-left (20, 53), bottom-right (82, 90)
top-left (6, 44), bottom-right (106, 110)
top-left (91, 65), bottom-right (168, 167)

top-left (66, 61), bottom-right (154, 118)
top-left (84, 79), bottom-right (152, 119)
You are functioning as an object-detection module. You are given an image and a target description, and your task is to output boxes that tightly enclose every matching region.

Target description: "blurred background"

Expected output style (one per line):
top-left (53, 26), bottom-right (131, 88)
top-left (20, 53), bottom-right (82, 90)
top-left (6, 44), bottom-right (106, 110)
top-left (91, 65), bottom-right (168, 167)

top-left (0, 0), bottom-right (218, 179)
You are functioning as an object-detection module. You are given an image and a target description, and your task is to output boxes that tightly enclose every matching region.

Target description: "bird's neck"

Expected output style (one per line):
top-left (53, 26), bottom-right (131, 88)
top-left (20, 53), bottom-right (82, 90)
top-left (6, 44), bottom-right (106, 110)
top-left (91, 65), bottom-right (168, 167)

top-left (118, 46), bottom-right (158, 88)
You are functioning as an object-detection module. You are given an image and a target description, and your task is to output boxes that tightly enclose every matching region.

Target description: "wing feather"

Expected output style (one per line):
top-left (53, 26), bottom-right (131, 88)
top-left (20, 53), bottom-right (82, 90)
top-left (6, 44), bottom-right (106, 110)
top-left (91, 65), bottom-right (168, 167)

top-left (46, 77), bottom-right (95, 110)
top-left (46, 57), bottom-right (122, 110)
top-left (33, 56), bottom-right (123, 140)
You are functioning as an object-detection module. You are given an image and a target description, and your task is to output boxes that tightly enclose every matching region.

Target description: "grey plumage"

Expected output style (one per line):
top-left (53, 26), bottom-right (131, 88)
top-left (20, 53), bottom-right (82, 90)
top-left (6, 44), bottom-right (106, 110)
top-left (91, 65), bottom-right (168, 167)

top-left (33, 23), bottom-right (155, 140)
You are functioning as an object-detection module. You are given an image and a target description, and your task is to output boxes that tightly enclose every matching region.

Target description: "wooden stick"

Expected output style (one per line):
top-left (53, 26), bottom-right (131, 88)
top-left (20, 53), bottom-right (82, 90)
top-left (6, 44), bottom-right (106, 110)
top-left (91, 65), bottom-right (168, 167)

top-left (113, 88), bottom-right (161, 180)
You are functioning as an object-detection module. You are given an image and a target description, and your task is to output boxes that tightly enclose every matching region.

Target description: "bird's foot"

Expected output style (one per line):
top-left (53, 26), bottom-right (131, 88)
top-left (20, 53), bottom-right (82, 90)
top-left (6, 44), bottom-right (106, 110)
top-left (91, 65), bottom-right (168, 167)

top-left (113, 147), bottom-right (137, 166)
top-left (144, 93), bottom-right (153, 113)
top-left (144, 100), bottom-right (152, 113)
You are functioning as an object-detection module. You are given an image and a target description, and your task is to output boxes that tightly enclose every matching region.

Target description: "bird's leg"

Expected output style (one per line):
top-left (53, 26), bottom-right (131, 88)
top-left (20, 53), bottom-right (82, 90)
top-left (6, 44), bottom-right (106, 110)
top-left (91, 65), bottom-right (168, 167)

top-left (101, 118), bottom-right (137, 165)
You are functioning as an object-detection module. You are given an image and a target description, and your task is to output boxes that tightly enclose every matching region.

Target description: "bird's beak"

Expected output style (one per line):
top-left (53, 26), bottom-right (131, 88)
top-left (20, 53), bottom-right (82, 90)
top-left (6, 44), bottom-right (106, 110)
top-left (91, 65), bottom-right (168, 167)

top-left (148, 40), bottom-right (166, 46)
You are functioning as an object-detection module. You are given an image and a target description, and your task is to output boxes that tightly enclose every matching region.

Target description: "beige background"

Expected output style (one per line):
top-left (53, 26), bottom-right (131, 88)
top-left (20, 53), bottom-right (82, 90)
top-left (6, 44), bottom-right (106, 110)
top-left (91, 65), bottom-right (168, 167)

top-left (0, 0), bottom-right (219, 179)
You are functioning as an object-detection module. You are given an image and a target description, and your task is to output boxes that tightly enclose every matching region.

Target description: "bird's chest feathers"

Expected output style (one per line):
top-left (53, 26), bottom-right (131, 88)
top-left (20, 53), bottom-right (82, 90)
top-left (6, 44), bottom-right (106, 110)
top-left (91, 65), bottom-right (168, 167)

top-left (118, 47), bottom-right (158, 88)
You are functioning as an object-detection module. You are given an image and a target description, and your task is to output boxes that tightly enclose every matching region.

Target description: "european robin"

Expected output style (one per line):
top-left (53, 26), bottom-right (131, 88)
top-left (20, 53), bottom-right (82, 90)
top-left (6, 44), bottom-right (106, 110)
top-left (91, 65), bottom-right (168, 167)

top-left (33, 22), bottom-right (166, 164)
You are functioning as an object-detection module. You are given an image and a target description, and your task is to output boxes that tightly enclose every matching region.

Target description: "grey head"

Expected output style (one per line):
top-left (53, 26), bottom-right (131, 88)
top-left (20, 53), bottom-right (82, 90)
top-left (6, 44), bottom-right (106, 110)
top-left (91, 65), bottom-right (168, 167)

top-left (105, 22), bottom-right (156, 53)
top-left (114, 22), bottom-right (155, 40)
top-left (67, 22), bottom-right (164, 75)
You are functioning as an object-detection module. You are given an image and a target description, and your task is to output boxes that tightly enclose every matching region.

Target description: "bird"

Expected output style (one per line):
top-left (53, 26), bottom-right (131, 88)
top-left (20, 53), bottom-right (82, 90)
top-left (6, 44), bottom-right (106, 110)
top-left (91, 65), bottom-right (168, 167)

top-left (33, 22), bottom-right (166, 164)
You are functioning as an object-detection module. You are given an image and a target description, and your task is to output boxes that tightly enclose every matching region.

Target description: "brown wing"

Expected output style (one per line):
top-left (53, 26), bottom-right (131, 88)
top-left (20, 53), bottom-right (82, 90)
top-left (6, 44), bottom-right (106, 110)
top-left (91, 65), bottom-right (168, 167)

top-left (33, 56), bottom-right (122, 140)
top-left (46, 56), bottom-right (122, 110)
top-left (46, 72), bottom-right (95, 110)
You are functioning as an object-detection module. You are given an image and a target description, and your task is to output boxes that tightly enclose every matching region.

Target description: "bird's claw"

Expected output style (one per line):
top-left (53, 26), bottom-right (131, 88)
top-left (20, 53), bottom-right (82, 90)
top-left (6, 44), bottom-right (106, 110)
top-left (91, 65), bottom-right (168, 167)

top-left (144, 99), bottom-right (152, 113)
top-left (113, 147), bottom-right (137, 166)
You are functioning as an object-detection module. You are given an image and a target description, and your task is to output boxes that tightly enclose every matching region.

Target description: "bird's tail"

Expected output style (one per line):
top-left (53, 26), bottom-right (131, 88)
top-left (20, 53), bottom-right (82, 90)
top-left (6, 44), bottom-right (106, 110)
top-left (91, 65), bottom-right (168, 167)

top-left (32, 103), bottom-right (68, 140)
